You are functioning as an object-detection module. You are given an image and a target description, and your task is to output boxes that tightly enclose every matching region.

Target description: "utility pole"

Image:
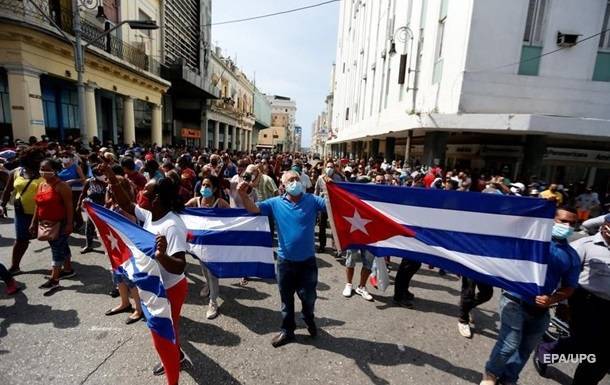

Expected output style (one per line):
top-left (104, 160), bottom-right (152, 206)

top-left (72, 0), bottom-right (89, 146)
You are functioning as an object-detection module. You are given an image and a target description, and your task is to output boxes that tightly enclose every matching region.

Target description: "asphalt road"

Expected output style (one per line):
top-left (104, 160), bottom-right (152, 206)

top-left (0, 210), bottom-right (607, 385)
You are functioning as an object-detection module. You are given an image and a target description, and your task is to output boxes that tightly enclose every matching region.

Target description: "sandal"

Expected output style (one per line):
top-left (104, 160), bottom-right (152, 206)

top-left (104, 305), bottom-right (134, 316)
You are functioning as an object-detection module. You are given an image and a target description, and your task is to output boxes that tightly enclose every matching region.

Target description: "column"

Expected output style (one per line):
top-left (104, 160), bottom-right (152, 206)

top-left (151, 103), bottom-right (162, 146)
top-left (84, 84), bottom-right (98, 143)
top-left (231, 125), bottom-right (237, 150)
top-left (214, 120), bottom-right (220, 149)
top-left (522, 135), bottom-right (546, 179)
top-left (5, 65), bottom-right (45, 140)
top-left (122, 96), bottom-right (135, 145)
top-left (247, 130), bottom-right (252, 152)
top-left (236, 127), bottom-right (241, 151)
top-left (199, 119), bottom-right (208, 149)
top-left (386, 137), bottom-right (396, 161)
top-left (223, 124), bottom-right (229, 150)
top-left (422, 131), bottom-right (448, 167)
top-left (371, 139), bottom-right (380, 157)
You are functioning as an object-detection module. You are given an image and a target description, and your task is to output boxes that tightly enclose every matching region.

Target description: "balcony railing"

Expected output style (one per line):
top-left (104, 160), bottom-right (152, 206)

top-left (0, 0), bottom-right (161, 76)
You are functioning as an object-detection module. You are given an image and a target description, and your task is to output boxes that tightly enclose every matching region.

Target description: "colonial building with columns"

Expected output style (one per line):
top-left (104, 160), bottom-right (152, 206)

top-left (0, 0), bottom-right (169, 144)
top-left (330, 0), bottom-right (610, 192)
top-left (205, 46), bottom-right (255, 152)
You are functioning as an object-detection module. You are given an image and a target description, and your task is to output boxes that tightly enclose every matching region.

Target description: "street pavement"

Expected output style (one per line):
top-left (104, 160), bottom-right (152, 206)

top-left (0, 210), bottom-right (608, 385)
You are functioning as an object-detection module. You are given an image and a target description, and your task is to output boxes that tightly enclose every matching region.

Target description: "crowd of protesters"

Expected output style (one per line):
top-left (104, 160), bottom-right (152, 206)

top-left (0, 134), bottom-right (608, 385)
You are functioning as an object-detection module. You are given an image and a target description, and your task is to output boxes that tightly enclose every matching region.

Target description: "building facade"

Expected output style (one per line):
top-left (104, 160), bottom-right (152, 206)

top-left (294, 125), bottom-right (302, 152)
top-left (330, 0), bottom-right (610, 190)
top-left (252, 87), bottom-right (271, 148)
top-left (263, 94), bottom-right (297, 152)
top-left (160, 0), bottom-right (218, 146)
top-left (311, 64), bottom-right (336, 158)
top-left (205, 46), bottom-right (255, 151)
top-left (0, 0), bottom-right (170, 143)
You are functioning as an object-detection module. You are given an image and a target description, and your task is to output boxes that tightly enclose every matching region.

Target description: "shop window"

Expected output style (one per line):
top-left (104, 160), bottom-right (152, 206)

top-left (0, 70), bottom-right (11, 124)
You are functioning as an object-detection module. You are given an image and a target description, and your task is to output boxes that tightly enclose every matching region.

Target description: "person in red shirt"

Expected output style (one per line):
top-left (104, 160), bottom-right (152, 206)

top-left (121, 157), bottom-right (146, 193)
top-left (31, 159), bottom-right (74, 291)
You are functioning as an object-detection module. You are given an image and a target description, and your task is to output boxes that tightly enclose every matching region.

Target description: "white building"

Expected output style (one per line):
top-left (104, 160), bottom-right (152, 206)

top-left (266, 95), bottom-right (297, 152)
top-left (330, 0), bottom-right (610, 189)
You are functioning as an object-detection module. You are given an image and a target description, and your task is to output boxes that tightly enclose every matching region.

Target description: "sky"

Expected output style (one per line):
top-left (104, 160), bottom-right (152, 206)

top-left (212, 0), bottom-right (340, 148)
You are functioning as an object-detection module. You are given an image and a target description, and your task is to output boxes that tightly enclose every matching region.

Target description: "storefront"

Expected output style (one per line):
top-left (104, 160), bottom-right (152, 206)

top-left (542, 147), bottom-right (610, 193)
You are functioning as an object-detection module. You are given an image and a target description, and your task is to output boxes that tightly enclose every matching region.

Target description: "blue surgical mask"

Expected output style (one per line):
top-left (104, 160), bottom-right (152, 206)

top-left (552, 223), bottom-right (574, 240)
top-left (200, 186), bottom-right (213, 198)
top-left (286, 181), bottom-right (304, 196)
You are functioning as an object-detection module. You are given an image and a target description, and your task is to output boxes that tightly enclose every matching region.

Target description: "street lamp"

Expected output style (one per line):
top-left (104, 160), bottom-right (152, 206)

top-left (26, 0), bottom-right (158, 146)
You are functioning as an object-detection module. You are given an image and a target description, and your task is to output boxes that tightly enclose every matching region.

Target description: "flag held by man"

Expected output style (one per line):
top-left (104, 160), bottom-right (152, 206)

top-left (326, 182), bottom-right (557, 298)
top-left (181, 207), bottom-right (275, 279)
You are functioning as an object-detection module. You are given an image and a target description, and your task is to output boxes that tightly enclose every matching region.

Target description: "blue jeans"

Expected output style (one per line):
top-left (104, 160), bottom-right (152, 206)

top-left (485, 294), bottom-right (550, 384)
top-left (277, 257), bottom-right (318, 336)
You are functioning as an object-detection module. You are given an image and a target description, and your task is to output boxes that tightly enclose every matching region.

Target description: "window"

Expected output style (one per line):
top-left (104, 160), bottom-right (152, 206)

top-left (593, 1), bottom-right (610, 81)
top-left (523, 0), bottom-right (547, 46)
top-left (138, 10), bottom-right (153, 38)
top-left (433, 0), bottom-right (448, 84)
top-left (519, 0), bottom-right (547, 76)
top-left (599, 1), bottom-right (610, 50)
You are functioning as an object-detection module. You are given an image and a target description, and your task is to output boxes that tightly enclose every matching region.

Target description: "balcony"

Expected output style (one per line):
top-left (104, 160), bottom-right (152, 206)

top-left (0, 0), bottom-right (161, 75)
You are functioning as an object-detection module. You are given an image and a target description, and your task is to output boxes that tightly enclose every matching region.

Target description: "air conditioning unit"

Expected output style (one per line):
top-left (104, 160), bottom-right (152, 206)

top-left (557, 32), bottom-right (579, 47)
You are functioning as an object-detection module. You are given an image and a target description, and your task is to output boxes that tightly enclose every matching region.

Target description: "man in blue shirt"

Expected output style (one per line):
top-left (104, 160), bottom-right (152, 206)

top-left (481, 206), bottom-right (581, 385)
top-left (238, 170), bottom-right (327, 347)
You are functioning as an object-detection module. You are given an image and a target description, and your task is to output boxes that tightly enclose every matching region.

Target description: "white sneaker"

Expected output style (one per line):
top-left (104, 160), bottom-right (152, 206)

top-left (342, 283), bottom-right (353, 297)
top-left (458, 322), bottom-right (472, 338)
top-left (355, 286), bottom-right (373, 301)
top-left (206, 301), bottom-right (219, 319)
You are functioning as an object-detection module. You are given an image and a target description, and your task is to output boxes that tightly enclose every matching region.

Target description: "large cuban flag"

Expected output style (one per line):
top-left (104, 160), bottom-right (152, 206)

top-left (180, 208), bottom-right (275, 279)
top-left (83, 202), bottom-right (179, 379)
top-left (326, 182), bottom-right (557, 298)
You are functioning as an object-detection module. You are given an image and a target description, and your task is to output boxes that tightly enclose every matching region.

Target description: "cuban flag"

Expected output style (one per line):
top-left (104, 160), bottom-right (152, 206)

top-left (180, 208), bottom-right (275, 279)
top-left (83, 202), bottom-right (179, 379)
top-left (326, 182), bottom-right (556, 297)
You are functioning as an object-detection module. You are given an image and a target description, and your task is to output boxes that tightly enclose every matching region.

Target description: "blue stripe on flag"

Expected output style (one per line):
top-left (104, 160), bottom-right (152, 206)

top-left (130, 272), bottom-right (168, 299)
top-left (181, 207), bottom-right (259, 217)
top-left (204, 261), bottom-right (276, 279)
top-left (362, 246), bottom-right (542, 298)
top-left (140, 306), bottom-right (176, 342)
top-left (187, 230), bottom-right (272, 247)
top-left (336, 182), bottom-right (556, 218)
top-left (408, 226), bottom-right (549, 264)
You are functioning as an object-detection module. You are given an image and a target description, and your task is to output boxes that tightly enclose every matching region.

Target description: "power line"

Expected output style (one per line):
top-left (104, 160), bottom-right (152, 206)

top-left (472, 28), bottom-right (610, 73)
top-left (205, 0), bottom-right (341, 27)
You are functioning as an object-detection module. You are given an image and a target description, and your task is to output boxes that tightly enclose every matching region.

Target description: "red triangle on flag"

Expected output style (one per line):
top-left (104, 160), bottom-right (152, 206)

top-left (85, 203), bottom-right (133, 270)
top-left (326, 182), bottom-right (415, 250)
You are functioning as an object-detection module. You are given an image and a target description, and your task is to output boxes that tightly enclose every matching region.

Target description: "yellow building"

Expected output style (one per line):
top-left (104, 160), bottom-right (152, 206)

top-left (205, 46), bottom-right (255, 151)
top-left (257, 126), bottom-right (287, 152)
top-left (0, 0), bottom-right (169, 143)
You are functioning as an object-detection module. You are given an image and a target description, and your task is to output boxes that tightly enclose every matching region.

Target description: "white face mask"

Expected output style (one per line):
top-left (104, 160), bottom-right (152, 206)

top-left (62, 157), bottom-right (71, 165)
top-left (95, 175), bottom-right (107, 182)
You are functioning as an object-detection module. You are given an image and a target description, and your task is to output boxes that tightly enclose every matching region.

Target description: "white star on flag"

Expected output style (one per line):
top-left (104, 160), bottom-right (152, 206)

top-left (343, 209), bottom-right (372, 235)
top-left (106, 232), bottom-right (119, 251)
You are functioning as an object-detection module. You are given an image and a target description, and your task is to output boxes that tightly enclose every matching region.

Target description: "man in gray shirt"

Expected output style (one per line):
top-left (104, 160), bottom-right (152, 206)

top-left (534, 215), bottom-right (610, 384)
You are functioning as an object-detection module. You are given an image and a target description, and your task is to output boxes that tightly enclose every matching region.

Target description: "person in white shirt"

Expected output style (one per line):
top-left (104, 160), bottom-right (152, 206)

top-left (100, 164), bottom-right (189, 382)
